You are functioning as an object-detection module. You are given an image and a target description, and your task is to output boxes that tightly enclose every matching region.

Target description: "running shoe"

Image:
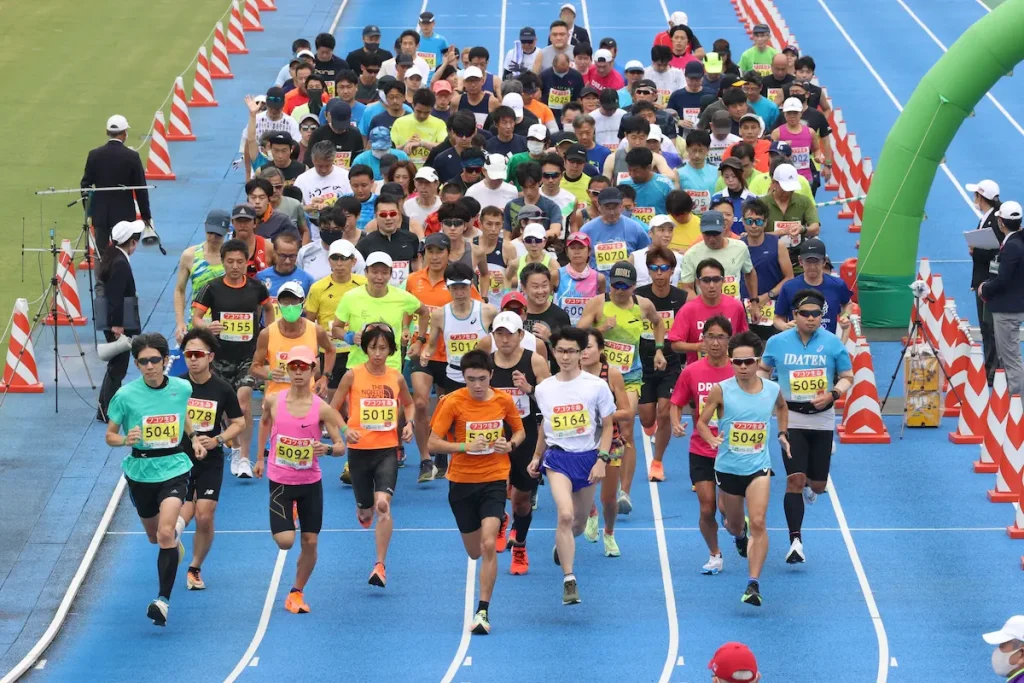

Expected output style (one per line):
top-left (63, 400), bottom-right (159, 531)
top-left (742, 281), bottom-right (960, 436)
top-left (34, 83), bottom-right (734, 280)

top-left (186, 568), bottom-right (205, 590)
top-left (174, 516), bottom-right (186, 565)
top-left (284, 590), bottom-right (310, 614)
top-left (617, 490), bottom-right (633, 515)
top-left (786, 537), bottom-right (806, 564)
top-left (735, 518), bottom-right (749, 558)
top-left (418, 459), bottom-right (437, 483)
top-left (147, 598), bottom-right (169, 626)
top-left (235, 455), bottom-right (254, 479)
top-left (357, 511), bottom-right (372, 529)
top-left (368, 562), bottom-right (386, 588)
top-left (229, 448), bottom-right (240, 476)
top-left (649, 460), bottom-right (665, 482)
top-left (602, 532), bottom-right (620, 558)
top-left (396, 447), bottom-right (406, 468)
top-left (552, 545), bottom-right (560, 567)
top-left (470, 609), bottom-right (491, 635)
top-left (495, 514), bottom-right (509, 553)
top-left (584, 511), bottom-right (599, 543)
top-left (340, 461), bottom-right (352, 485)
top-left (434, 453), bottom-right (448, 478)
top-left (643, 421), bottom-right (657, 437)
top-left (293, 501), bottom-right (300, 528)
top-left (702, 554), bottom-right (724, 575)
top-left (742, 581), bottom-right (763, 607)
top-left (510, 541), bottom-right (529, 575)
top-left (803, 485), bottom-right (818, 505)
top-left (562, 577), bottom-right (581, 605)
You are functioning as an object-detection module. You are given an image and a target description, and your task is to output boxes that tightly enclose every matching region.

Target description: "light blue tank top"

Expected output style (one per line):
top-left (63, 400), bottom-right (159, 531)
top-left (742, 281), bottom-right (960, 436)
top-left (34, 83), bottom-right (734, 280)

top-left (715, 376), bottom-right (781, 475)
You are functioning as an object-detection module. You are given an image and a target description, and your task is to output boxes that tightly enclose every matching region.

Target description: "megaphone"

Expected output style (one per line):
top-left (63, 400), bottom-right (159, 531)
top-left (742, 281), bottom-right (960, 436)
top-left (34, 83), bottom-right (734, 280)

top-left (140, 221), bottom-right (167, 255)
top-left (97, 334), bottom-right (133, 362)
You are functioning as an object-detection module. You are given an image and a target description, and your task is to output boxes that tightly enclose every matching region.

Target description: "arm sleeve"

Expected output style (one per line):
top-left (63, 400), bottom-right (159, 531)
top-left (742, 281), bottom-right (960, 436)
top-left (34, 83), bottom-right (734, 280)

top-left (130, 153), bottom-right (151, 221)
top-left (983, 243), bottom-right (1020, 299)
top-left (666, 304), bottom-right (689, 342)
top-left (835, 344), bottom-right (853, 374)
top-left (596, 383), bottom-right (616, 419)
top-left (803, 198), bottom-right (820, 225)
top-left (107, 390), bottom-right (127, 427)
top-left (775, 284), bottom-right (792, 321)
top-left (403, 290), bottom-right (422, 315)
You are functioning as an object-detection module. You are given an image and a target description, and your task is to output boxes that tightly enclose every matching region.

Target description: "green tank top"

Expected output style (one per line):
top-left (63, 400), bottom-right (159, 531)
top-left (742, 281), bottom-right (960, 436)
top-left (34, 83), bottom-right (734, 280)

top-left (600, 294), bottom-right (644, 382)
top-left (189, 244), bottom-right (224, 326)
top-left (516, 252), bottom-right (553, 283)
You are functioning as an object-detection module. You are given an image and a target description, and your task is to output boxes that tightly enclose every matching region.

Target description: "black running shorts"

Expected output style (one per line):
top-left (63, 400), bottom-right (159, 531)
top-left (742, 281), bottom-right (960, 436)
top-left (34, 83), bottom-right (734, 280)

top-left (127, 473), bottom-right (189, 519)
top-left (783, 428), bottom-right (833, 482)
top-left (639, 367), bottom-right (681, 405)
top-left (448, 480), bottom-right (507, 534)
top-left (269, 479), bottom-right (324, 535)
top-left (689, 452), bottom-right (717, 485)
top-left (508, 423), bottom-right (540, 493)
top-left (349, 446), bottom-right (399, 509)
top-left (185, 453), bottom-right (225, 502)
top-left (714, 468), bottom-right (771, 497)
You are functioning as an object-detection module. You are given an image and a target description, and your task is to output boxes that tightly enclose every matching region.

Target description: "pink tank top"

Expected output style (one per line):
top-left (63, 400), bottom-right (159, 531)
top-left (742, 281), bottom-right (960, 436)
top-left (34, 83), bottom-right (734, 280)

top-left (778, 124), bottom-right (814, 182)
top-left (267, 390), bottom-right (324, 485)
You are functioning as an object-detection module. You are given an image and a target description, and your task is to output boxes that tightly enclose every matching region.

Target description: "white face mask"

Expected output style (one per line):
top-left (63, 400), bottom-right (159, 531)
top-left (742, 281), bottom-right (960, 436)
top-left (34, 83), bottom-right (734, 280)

top-left (992, 646), bottom-right (1021, 676)
top-left (527, 140), bottom-right (545, 155)
top-left (371, 149), bottom-right (387, 159)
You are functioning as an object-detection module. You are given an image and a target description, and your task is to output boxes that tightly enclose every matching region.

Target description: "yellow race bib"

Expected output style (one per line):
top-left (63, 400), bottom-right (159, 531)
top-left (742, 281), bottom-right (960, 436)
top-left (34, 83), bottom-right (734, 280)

top-left (697, 393), bottom-right (719, 428)
top-left (722, 275), bottom-right (740, 300)
top-left (641, 310), bottom-right (674, 341)
top-left (728, 421), bottom-right (767, 454)
top-left (274, 435), bottom-right (314, 469)
top-left (333, 151), bottom-right (352, 168)
top-left (548, 88), bottom-right (571, 107)
top-left (220, 312), bottom-right (254, 342)
top-left (360, 398), bottom-right (397, 431)
top-left (186, 399), bottom-right (217, 433)
top-left (790, 368), bottom-right (827, 402)
top-left (604, 340), bottom-right (635, 373)
top-left (466, 419), bottom-right (502, 454)
top-left (632, 207), bottom-right (655, 225)
top-left (595, 241), bottom-right (627, 271)
top-left (142, 414), bottom-right (181, 448)
top-left (551, 402), bottom-right (592, 437)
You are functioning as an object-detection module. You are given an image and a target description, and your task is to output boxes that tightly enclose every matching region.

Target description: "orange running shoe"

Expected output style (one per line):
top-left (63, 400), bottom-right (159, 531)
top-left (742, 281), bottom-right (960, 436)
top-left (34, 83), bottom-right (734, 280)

top-left (284, 590), bottom-right (310, 614)
top-left (495, 513), bottom-right (509, 553)
top-left (369, 562), bottom-right (386, 587)
top-left (293, 501), bottom-right (299, 527)
top-left (357, 512), bottom-right (372, 529)
top-left (649, 460), bottom-right (665, 482)
top-left (510, 542), bottom-right (529, 575)
top-left (643, 421), bottom-right (657, 437)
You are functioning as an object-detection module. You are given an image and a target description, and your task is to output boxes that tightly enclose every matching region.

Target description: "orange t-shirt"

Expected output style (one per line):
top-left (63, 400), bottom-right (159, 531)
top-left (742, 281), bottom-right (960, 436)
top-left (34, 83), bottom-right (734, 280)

top-left (346, 364), bottom-right (408, 450)
top-left (524, 99), bottom-right (555, 128)
top-left (430, 388), bottom-right (524, 484)
top-left (722, 138), bottom-right (772, 173)
top-left (404, 270), bottom-right (483, 362)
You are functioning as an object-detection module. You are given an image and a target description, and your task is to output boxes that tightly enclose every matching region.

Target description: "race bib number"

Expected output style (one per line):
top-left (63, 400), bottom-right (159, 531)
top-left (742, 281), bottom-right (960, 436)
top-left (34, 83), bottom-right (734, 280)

top-left (142, 414), bottom-right (181, 448)
top-left (722, 275), bottom-right (740, 299)
top-left (791, 145), bottom-right (811, 170)
top-left (447, 333), bottom-right (480, 361)
top-left (632, 207), bottom-right (655, 225)
top-left (410, 146), bottom-right (430, 166)
top-left (274, 435), bottom-right (314, 470)
top-left (604, 339), bottom-right (636, 373)
top-left (548, 87), bottom-right (571, 108)
top-left (409, 305), bottom-right (440, 337)
top-left (753, 63), bottom-right (771, 76)
top-left (657, 90), bottom-right (671, 108)
top-left (595, 241), bottom-right (627, 271)
top-left (325, 81), bottom-right (336, 97)
top-left (616, 172), bottom-right (631, 184)
top-left (498, 387), bottom-right (530, 417)
top-left (551, 403), bottom-right (592, 437)
top-left (333, 336), bottom-right (351, 352)
top-left (641, 310), bottom-right (673, 341)
top-left (748, 298), bottom-right (775, 326)
top-left (728, 421), bottom-right (767, 454)
top-left (186, 399), bottom-right (216, 433)
top-left (604, 142), bottom-right (619, 153)
top-left (390, 261), bottom-right (410, 287)
top-left (707, 145), bottom-right (727, 167)
top-left (466, 419), bottom-right (502, 454)
top-left (220, 312), bottom-right (254, 342)
top-left (697, 393), bottom-right (719, 428)
top-left (685, 189), bottom-right (710, 214)
top-left (487, 264), bottom-right (506, 295)
top-left (775, 220), bottom-right (802, 241)
top-left (360, 398), bottom-right (397, 431)
top-left (767, 88), bottom-right (783, 103)
top-left (333, 151), bottom-right (352, 168)
top-left (790, 367), bottom-right (827, 401)
top-left (274, 350), bottom-right (292, 383)
top-left (561, 296), bottom-right (588, 325)
top-left (417, 51), bottom-right (436, 71)
top-left (683, 107), bottom-right (701, 124)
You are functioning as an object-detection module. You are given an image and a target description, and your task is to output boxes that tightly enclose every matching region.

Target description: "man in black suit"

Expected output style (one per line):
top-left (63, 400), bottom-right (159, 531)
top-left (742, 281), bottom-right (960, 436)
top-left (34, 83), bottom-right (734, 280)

top-left (81, 115), bottom-right (152, 254)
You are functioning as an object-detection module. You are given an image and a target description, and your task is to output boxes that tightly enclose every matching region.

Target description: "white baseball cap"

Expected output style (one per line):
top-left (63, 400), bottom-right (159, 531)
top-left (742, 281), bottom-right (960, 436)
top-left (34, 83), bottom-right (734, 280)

top-left (502, 92), bottom-right (525, 120)
top-left (594, 48), bottom-right (614, 63)
top-left (523, 223), bottom-right (547, 240)
top-left (277, 281), bottom-right (306, 299)
top-left (984, 616), bottom-right (1024, 645)
top-left (651, 214), bottom-right (674, 229)
top-left (329, 238), bottom-right (357, 258)
top-left (782, 97), bottom-right (803, 113)
top-left (966, 179), bottom-right (1000, 201)
top-left (415, 166), bottom-right (439, 182)
top-left (365, 251), bottom-right (394, 268)
top-left (463, 66), bottom-right (484, 80)
top-left (492, 311), bottom-right (524, 333)
top-left (772, 163), bottom-right (801, 192)
top-left (624, 59), bottom-right (645, 73)
top-left (406, 64), bottom-right (427, 81)
top-left (110, 219), bottom-right (145, 244)
top-left (669, 11), bottom-right (689, 25)
top-left (483, 154), bottom-right (508, 178)
top-left (527, 123), bottom-right (548, 141)
top-left (559, 3), bottom-right (577, 15)
top-left (106, 115), bottom-right (130, 133)
top-left (647, 127), bottom-right (664, 143)
top-left (997, 201), bottom-right (1023, 221)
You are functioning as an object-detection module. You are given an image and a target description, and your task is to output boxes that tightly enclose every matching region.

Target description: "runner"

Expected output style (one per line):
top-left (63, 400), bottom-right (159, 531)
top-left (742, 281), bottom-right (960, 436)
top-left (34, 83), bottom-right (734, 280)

top-left (554, 232), bottom-right (605, 327)
top-left (669, 315), bottom-right (734, 573)
top-left (332, 324), bottom-right (415, 587)
top-left (253, 345), bottom-right (346, 614)
top-left (104, 333), bottom-right (204, 626)
top-left (506, 223), bottom-right (560, 291)
top-left (428, 350), bottom-right (526, 634)
top-left (579, 328), bottom-right (632, 556)
top-left (192, 238), bottom-right (275, 479)
top-left (579, 187), bottom-right (651, 281)
top-left (529, 327), bottom-right (616, 604)
top-left (474, 292), bottom-right (549, 364)
top-left (740, 198), bottom-right (793, 343)
top-left (697, 330), bottom-right (789, 606)
top-left (490, 312), bottom-right (550, 572)
top-left (668, 257), bottom-right (750, 366)
top-left (773, 238), bottom-right (853, 335)
top-left (578, 260), bottom-right (666, 514)
top-left (474, 205), bottom-right (518, 308)
top-left (178, 328), bottom-right (245, 591)
top-left (760, 289), bottom-right (852, 564)
top-left (678, 211), bottom-right (759, 317)
top-left (229, 204), bottom-right (276, 279)
top-left (173, 209), bottom-right (227, 343)
top-left (631, 214), bottom-right (683, 287)
top-left (256, 233), bottom-right (316, 318)
top-left (354, 196), bottom-right (422, 289)
top-left (635, 245), bottom-right (688, 481)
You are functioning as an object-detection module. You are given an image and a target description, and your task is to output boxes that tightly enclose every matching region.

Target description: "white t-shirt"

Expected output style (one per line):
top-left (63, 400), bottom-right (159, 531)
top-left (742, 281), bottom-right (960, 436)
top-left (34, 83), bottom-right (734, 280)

top-left (404, 196), bottom-right (442, 224)
top-left (708, 133), bottom-right (742, 167)
top-left (297, 240), bottom-right (366, 281)
top-left (238, 112), bottom-right (302, 153)
top-left (540, 187), bottom-right (577, 220)
top-left (380, 56), bottom-right (432, 83)
top-left (467, 181), bottom-right (519, 212)
top-left (502, 47), bottom-right (538, 77)
top-left (592, 109), bottom-right (626, 148)
top-left (536, 371), bottom-right (617, 453)
top-left (643, 66), bottom-right (686, 107)
top-left (633, 246), bottom-right (682, 287)
top-left (293, 166), bottom-right (352, 206)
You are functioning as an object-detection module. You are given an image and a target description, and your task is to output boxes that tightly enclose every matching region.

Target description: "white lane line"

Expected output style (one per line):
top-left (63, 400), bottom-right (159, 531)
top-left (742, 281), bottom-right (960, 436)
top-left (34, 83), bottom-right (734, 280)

top-left (33, 660), bottom-right (46, 671)
top-left (976, 0), bottom-right (992, 11)
top-left (440, 557), bottom-right (477, 683)
top-left (815, 0), bottom-right (979, 218)
top-left (249, 657), bottom-right (259, 667)
top-left (498, 0), bottom-right (507, 78)
top-left (895, 0), bottom-right (1024, 140)
top-left (329, 0), bottom-right (351, 33)
top-left (827, 474), bottom-right (890, 683)
top-left (0, 476), bottom-right (127, 683)
top-left (657, 0), bottom-right (670, 21)
top-left (580, 0), bottom-right (591, 36)
top-left (106, 525), bottom-right (1008, 535)
top-left (420, 0), bottom-right (429, 15)
top-left (462, 656), bottom-right (472, 666)
top-left (223, 549), bottom-right (288, 683)
top-left (641, 433), bottom-right (680, 683)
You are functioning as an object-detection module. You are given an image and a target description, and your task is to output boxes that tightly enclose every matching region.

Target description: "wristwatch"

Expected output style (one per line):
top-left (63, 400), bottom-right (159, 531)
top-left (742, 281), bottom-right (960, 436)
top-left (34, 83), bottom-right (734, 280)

top-left (830, 389), bottom-right (841, 401)
top-left (216, 436), bottom-right (225, 448)
top-left (186, 431), bottom-right (196, 441)
top-left (326, 444), bottom-right (334, 456)
top-left (777, 430), bottom-right (790, 440)
top-left (768, 290), bottom-right (778, 301)
top-left (416, 335), bottom-right (427, 343)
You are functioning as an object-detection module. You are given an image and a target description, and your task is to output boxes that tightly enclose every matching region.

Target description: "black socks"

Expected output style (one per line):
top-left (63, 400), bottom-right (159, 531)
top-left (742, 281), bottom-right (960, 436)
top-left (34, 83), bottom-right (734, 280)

top-left (784, 492), bottom-right (804, 541)
top-left (157, 547), bottom-right (178, 600)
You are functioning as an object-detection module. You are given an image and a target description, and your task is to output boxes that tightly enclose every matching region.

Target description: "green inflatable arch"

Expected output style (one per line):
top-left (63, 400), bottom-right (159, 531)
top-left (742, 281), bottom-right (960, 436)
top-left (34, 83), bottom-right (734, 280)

top-left (856, 0), bottom-right (1024, 328)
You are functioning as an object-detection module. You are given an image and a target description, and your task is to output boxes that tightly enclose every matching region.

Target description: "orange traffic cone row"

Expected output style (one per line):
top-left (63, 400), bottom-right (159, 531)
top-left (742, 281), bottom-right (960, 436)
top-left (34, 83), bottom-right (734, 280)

top-left (227, 1), bottom-right (249, 54)
top-left (144, 111), bottom-right (176, 181)
top-left (188, 46), bottom-right (218, 107)
top-left (976, 369), bottom-right (1009, 474)
top-left (167, 77), bottom-right (197, 141)
top-left (45, 240), bottom-right (87, 326)
top-left (0, 298), bottom-right (44, 394)
top-left (257, 0), bottom-right (276, 9)
top-left (210, 22), bottom-right (233, 79)
top-left (242, 0), bottom-right (264, 31)
top-left (950, 343), bottom-right (988, 444)
top-left (838, 338), bottom-right (890, 444)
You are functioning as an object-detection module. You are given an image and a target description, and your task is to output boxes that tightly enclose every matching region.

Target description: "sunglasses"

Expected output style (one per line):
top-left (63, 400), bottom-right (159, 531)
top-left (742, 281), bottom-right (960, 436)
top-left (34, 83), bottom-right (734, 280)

top-left (699, 276), bottom-right (724, 284)
top-left (634, 89), bottom-right (655, 96)
top-left (524, 236), bottom-right (544, 244)
top-left (329, 253), bottom-right (355, 261)
top-left (183, 350), bottom-right (211, 360)
top-left (364, 322), bottom-right (394, 333)
top-left (300, 124), bottom-right (318, 132)
top-left (137, 355), bottom-right (164, 366)
top-left (287, 361), bottom-right (313, 372)
top-left (730, 357), bottom-right (759, 367)
top-left (441, 219), bottom-right (465, 227)
top-left (611, 281), bottom-right (632, 290)
top-left (743, 217), bottom-right (766, 227)
top-left (378, 210), bottom-right (399, 218)
top-left (464, 166), bottom-right (483, 174)
top-left (649, 264), bottom-right (673, 273)
top-left (271, 183), bottom-right (285, 190)
top-left (542, 171), bottom-right (561, 179)
top-left (366, 68), bottom-right (380, 74)
top-left (796, 309), bottom-right (824, 318)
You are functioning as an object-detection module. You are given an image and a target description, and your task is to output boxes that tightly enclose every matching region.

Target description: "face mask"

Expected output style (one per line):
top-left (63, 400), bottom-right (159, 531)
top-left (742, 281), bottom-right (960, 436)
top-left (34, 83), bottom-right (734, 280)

top-left (993, 647), bottom-right (1022, 676)
top-left (527, 141), bottom-right (545, 155)
top-left (320, 229), bottom-right (344, 244)
top-left (279, 304), bottom-right (304, 323)
top-left (307, 92), bottom-right (324, 114)
top-left (372, 149), bottom-right (387, 159)
top-left (554, 68), bottom-right (568, 77)
top-left (364, 42), bottom-right (378, 52)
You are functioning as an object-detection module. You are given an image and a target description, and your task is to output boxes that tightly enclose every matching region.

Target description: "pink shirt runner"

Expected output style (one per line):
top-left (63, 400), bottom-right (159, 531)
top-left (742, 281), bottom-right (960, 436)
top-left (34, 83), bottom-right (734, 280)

top-left (268, 390), bottom-right (324, 485)
top-left (667, 296), bottom-right (750, 365)
top-left (670, 358), bottom-right (735, 457)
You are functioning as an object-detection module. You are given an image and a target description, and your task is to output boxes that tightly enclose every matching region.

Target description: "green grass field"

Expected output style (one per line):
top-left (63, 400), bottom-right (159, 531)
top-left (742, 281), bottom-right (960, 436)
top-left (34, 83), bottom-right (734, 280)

top-left (0, 0), bottom-right (232, 352)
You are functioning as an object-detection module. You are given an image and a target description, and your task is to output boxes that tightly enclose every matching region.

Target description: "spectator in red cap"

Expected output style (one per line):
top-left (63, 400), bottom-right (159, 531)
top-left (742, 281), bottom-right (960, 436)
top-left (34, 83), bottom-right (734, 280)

top-left (708, 642), bottom-right (760, 682)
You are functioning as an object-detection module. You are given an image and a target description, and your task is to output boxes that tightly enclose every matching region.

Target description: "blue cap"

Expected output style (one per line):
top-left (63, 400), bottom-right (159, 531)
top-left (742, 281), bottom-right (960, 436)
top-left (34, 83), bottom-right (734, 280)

top-left (369, 126), bottom-right (392, 150)
top-left (326, 99), bottom-right (351, 123)
top-left (769, 140), bottom-right (793, 157)
top-left (700, 210), bottom-right (726, 233)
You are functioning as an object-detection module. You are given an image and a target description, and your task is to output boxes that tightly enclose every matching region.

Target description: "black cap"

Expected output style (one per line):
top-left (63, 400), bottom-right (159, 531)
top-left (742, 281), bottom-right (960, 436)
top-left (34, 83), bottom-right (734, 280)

top-left (424, 232), bottom-right (451, 250)
top-left (380, 181), bottom-right (404, 197)
top-left (363, 24), bottom-right (381, 37)
top-left (752, 23), bottom-right (770, 34)
top-left (684, 61), bottom-right (705, 77)
top-left (204, 209), bottom-right (231, 236)
top-left (326, 99), bottom-right (351, 121)
top-left (579, 86), bottom-right (600, 98)
top-left (267, 131), bottom-right (295, 146)
top-left (609, 260), bottom-right (637, 286)
top-left (635, 78), bottom-right (657, 91)
top-left (266, 86), bottom-right (285, 105)
top-left (799, 237), bottom-right (827, 260)
top-left (599, 88), bottom-right (619, 106)
top-left (520, 26), bottom-right (537, 40)
top-left (565, 143), bottom-right (587, 162)
top-left (396, 53), bottom-right (415, 66)
top-left (419, 11), bottom-right (435, 21)
top-left (599, 37), bottom-right (617, 49)
top-left (700, 210), bottom-right (726, 233)
top-left (231, 203), bottom-right (258, 220)
top-left (597, 187), bottom-right (623, 205)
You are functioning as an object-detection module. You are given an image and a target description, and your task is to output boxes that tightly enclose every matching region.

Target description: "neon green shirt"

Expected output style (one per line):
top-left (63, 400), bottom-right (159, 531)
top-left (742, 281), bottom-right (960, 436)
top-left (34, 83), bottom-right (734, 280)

top-left (108, 377), bottom-right (194, 483)
top-left (390, 114), bottom-right (448, 166)
top-left (738, 46), bottom-right (778, 76)
top-left (334, 285), bottom-right (422, 369)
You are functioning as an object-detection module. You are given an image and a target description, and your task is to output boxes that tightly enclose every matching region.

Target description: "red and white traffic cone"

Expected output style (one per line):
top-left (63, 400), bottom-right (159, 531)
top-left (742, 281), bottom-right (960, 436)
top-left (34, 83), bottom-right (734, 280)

top-left (227, 0), bottom-right (249, 54)
top-left (188, 46), bottom-right (218, 108)
top-left (45, 240), bottom-right (87, 326)
top-left (835, 315), bottom-right (861, 413)
top-left (943, 313), bottom-right (971, 419)
top-left (0, 298), bottom-right (44, 394)
top-left (992, 394), bottom-right (1024, 503)
top-left (242, 0), bottom-right (264, 31)
top-left (210, 22), bottom-right (233, 79)
top-left (167, 77), bottom-right (196, 142)
top-left (257, 0), bottom-right (276, 9)
top-left (923, 273), bottom-right (946, 350)
top-left (1010, 468), bottom-right (1024, 538)
top-left (939, 299), bottom-right (961, 417)
top-left (950, 343), bottom-right (988, 444)
top-left (977, 369), bottom-right (1009, 473)
top-left (145, 111), bottom-right (175, 181)
top-left (78, 226), bottom-right (98, 270)
top-left (838, 338), bottom-right (891, 444)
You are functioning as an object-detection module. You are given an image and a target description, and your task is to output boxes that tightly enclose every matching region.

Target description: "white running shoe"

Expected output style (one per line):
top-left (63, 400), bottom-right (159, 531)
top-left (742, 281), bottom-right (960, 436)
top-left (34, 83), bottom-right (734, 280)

top-left (174, 516), bottom-right (186, 564)
top-left (786, 538), bottom-right (806, 564)
top-left (616, 491), bottom-right (632, 515)
top-left (147, 598), bottom-right (169, 626)
top-left (803, 485), bottom-right (817, 505)
top-left (701, 554), bottom-right (723, 575)
top-left (235, 454), bottom-right (254, 479)
top-left (229, 448), bottom-right (241, 477)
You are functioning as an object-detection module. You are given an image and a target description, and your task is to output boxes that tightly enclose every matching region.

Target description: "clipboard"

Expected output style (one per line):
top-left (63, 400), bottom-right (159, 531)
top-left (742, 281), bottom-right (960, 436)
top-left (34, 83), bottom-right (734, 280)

top-left (964, 228), bottom-right (1000, 250)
